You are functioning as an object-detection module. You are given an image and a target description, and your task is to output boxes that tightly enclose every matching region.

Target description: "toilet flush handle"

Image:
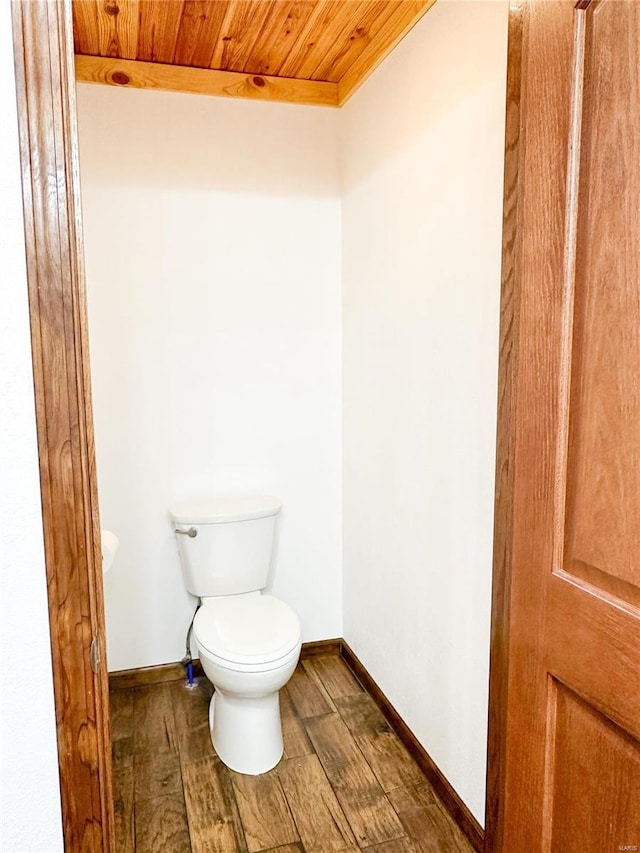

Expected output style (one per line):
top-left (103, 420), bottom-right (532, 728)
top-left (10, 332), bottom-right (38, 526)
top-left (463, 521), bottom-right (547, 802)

top-left (175, 527), bottom-right (198, 538)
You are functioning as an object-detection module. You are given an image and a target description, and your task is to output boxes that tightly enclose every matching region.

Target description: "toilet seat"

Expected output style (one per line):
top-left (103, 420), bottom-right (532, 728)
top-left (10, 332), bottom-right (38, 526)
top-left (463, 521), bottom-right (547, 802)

top-left (194, 594), bottom-right (301, 671)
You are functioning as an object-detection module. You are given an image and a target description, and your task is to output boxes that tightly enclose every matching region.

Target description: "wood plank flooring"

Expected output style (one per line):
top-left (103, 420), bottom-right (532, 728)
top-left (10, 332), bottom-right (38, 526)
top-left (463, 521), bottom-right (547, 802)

top-left (110, 655), bottom-right (473, 853)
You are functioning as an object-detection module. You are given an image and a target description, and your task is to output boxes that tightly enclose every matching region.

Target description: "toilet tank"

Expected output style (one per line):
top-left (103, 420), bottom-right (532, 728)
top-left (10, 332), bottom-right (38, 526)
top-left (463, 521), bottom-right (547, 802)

top-left (169, 495), bottom-right (282, 597)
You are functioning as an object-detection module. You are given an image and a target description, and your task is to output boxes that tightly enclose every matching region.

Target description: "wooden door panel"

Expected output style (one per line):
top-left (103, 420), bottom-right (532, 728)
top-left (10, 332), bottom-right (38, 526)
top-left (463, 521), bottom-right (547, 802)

top-left (549, 5), bottom-right (640, 848)
top-left (550, 681), bottom-right (640, 853)
top-left (564, 0), bottom-right (640, 599)
top-left (489, 1), bottom-right (640, 850)
top-left (547, 574), bottom-right (640, 741)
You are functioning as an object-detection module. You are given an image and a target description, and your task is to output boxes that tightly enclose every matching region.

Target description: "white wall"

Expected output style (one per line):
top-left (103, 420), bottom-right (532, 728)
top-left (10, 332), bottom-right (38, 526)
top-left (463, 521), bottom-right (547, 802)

top-left (341, 0), bottom-right (508, 825)
top-left (0, 4), bottom-right (64, 849)
top-left (77, 87), bottom-right (343, 671)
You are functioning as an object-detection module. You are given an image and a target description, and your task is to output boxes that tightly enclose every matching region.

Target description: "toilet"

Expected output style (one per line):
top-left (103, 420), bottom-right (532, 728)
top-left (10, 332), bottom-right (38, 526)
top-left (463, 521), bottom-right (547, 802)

top-left (169, 495), bottom-right (302, 775)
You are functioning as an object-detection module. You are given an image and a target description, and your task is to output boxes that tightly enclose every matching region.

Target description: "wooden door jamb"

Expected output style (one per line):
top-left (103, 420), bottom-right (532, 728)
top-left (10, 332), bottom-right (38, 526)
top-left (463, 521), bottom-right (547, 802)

top-left (484, 1), bottom-right (524, 851)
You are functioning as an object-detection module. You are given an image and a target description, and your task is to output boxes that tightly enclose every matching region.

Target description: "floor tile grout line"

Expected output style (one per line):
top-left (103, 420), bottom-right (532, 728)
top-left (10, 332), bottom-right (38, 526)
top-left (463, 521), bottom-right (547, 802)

top-left (273, 764), bottom-right (307, 852)
top-left (276, 751), bottom-right (358, 852)
top-left (299, 710), bottom-right (407, 848)
top-left (300, 658), bottom-right (339, 711)
top-left (176, 757), bottom-right (194, 853)
top-left (286, 681), bottom-right (359, 848)
top-left (280, 678), bottom-right (378, 853)
top-left (325, 661), bottom-right (437, 809)
top-left (300, 661), bottom-right (413, 850)
top-left (225, 768), bottom-right (251, 853)
top-left (313, 746), bottom-right (407, 849)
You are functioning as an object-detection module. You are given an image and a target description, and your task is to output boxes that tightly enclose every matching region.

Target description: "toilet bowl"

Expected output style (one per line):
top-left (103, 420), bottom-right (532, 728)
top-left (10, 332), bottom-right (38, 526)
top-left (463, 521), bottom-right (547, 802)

top-left (169, 495), bottom-right (302, 775)
top-left (194, 591), bottom-right (302, 774)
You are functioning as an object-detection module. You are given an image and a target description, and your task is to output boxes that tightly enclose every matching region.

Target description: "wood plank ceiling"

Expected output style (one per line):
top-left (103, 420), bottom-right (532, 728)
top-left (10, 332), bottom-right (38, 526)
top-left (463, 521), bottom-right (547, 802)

top-left (73, 0), bottom-right (436, 107)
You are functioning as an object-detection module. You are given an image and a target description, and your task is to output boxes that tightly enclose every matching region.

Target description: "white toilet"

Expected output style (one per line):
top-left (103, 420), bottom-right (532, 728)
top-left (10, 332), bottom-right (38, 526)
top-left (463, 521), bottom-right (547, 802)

top-left (169, 495), bottom-right (302, 775)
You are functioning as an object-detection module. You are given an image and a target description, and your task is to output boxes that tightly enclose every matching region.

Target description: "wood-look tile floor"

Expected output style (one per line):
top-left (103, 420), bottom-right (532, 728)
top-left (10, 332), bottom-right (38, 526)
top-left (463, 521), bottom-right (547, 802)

top-left (111, 654), bottom-right (473, 853)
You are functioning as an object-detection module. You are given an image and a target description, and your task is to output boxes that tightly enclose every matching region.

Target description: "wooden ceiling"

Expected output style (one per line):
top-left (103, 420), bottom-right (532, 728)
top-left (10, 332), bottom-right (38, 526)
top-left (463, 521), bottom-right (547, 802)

top-left (73, 0), bottom-right (436, 107)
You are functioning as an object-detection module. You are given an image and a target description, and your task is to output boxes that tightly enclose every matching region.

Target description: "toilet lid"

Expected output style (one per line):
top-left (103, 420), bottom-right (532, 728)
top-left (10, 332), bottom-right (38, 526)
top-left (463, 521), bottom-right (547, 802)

top-left (194, 595), bottom-right (301, 666)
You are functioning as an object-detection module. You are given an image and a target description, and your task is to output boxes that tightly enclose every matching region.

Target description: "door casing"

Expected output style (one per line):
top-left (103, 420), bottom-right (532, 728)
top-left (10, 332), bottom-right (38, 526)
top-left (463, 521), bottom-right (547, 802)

top-left (11, 1), bottom-right (114, 851)
top-left (484, 1), bottom-right (523, 848)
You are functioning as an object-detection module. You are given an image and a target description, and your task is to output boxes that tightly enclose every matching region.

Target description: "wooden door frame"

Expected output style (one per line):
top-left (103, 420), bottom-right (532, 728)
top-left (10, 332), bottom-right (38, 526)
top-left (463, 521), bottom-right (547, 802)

top-left (11, 1), bottom-right (114, 851)
top-left (11, 0), bottom-right (526, 850)
top-left (483, 2), bottom-right (524, 851)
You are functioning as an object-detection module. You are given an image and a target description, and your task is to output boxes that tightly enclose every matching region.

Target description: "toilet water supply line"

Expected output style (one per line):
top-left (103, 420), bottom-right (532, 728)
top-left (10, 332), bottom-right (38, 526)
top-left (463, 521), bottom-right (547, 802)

top-left (182, 600), bottom-right (202, 687)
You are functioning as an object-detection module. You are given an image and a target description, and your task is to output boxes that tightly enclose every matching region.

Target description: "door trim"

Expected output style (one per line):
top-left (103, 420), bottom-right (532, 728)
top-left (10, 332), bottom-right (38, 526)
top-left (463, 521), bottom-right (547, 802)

top-left (484, 2), bottom-right (524, 851)
top-left (11, 1), bottom-right (114, 850)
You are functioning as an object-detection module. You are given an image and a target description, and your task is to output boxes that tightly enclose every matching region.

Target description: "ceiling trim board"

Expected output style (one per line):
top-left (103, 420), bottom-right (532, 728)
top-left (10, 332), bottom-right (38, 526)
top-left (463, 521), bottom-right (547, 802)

top-left (74, 54), bottom-right (340, 107)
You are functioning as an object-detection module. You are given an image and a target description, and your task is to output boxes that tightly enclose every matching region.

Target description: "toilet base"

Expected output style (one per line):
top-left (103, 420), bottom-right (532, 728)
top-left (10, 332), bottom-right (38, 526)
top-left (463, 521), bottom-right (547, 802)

top-left (209, 689), bottom-right (284, 775)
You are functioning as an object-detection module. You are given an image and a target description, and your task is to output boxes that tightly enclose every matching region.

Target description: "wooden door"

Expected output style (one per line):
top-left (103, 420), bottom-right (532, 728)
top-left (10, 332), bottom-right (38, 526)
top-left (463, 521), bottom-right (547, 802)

top-left (487, 2), bottom-right (640, 851)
